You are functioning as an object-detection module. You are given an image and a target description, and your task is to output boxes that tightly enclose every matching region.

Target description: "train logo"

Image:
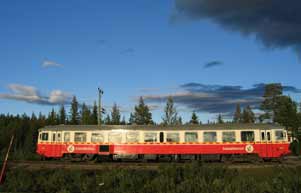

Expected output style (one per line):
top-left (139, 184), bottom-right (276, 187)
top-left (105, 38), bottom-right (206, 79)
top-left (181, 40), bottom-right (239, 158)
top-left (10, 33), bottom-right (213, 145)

top-left (245, 144), bottom-right (254, 153)
top-left (67, 145), bottom-right (75, 153)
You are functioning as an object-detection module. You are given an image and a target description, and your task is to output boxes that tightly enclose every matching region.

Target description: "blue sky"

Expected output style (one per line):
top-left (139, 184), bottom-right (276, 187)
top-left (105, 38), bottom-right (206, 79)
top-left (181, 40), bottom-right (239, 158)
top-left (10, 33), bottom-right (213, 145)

top-left (0, 0), bottom-right (301, 123)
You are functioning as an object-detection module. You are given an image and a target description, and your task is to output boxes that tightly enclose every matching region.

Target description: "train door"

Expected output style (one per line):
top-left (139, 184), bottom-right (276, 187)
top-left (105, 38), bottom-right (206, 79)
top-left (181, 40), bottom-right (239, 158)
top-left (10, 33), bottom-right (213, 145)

top-left (260, 130), bottom-right (273, 157)
top-left (52, 131), bottom-right (62, 157)
top-left (160, 132), bottom-right (164, 143)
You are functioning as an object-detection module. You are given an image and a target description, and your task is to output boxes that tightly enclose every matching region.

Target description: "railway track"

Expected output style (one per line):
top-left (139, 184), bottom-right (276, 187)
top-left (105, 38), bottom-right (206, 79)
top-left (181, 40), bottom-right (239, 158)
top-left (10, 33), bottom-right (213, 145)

top-left (5, 157), bottom-right (301, 171)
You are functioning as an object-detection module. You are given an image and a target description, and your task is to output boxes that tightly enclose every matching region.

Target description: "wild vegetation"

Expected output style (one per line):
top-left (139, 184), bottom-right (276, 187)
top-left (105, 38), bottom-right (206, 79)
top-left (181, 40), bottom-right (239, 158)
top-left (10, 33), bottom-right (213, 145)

top-left (1, 163), bottom-right (301, 193)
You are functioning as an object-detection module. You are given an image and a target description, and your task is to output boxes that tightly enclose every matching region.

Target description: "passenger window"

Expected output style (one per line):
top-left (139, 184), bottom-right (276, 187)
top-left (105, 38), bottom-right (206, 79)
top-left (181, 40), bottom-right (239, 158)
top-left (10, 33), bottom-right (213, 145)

top-left (91, 133), bottom-right (104, 143)
top-left (57, 133), bottom-right (61, 142)
top-left (267, 132), bottom-right (271, 141)
top-left (275, 130), bottom-right (284, 141)
top-left (144, 133), bottom-right (157, 142)
top-left (64, 132), bottom-right (70, 142)
top-left (52, 133), bottom-right (56, 142)
top-left (108, 132), bottom-right (122, 143)
top-left (41, 133), bottom-right (48, 141)
top-left (222, 132), bottom-right (236, 142)
top-left (39, 133), bottom-right (42, 140)
top-left (203, 132), bottom-right (217, 142)
top-left (241, 131), bottom-right (254, 142)
top-left (261, 132), bottom-right (265, 141)
top-left (185, 132), bottom-right (198, 142)
top-left (166, 133), bottom-right (180, 142)
top-left (74, 132), bottom-right (87, 142)
top-left (126, 132), bottom-right (139, 143)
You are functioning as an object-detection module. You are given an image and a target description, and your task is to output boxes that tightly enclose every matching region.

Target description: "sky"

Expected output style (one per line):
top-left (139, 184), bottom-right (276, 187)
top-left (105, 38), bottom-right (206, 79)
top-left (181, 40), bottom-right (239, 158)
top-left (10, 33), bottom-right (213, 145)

top-left (0, 0), bottom-right (301, 123)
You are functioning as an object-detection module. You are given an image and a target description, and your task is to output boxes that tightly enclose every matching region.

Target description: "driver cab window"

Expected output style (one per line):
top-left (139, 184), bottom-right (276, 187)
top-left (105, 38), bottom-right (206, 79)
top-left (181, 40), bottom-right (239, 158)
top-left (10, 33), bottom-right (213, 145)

top-left (275, 130), bottom-right (286, 141)
top-left (41, 133), bottom-right (49, 141)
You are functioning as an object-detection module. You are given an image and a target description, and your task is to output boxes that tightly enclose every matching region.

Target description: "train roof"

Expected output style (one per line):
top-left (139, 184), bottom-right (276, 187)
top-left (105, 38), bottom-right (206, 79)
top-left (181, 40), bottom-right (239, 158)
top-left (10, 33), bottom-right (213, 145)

top-left (39, 123), bottom-right (284, 132)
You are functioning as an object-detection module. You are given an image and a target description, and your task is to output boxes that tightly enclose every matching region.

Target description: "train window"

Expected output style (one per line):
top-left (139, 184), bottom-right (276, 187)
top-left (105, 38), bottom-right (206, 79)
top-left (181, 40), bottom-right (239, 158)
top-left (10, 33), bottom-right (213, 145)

top-left (91, 133), bottom-right (104, 143)
top-left (57, 133), bottom-right (61, 142)
top-left (275, 130), bottom-right (285, 141)
top-left (52, 133), bottom-right (56, 142)
top-left (64, 132), bottom-right (70, 142)
top-left (39, 133), bottom-right (42, 140)
top-left (166, 133), bottom-right (180, 142)
top-left (203, 132), bottom-right (217, 142)
top-left (222, 132), bottom-right (236, 142)
top-left (160, 132), bottom-right (164, 143)
top-left (108, 132), bottom-right (122, 143)
top-left (41, 133), bottom-right (48, 141)
top-left (185, 132), bottom-right (198, 142)
top-left (261, 132), bottom-right (265, 140)
top-left (74, 132), bottom-right (87, 142)
top-left (267, 132), bottom-right (271, 141)
top-left (126, 132), bottom-right (139, 143)
top-left (144, 133), bottom-right (157, 142)
top-left (241, 131), bottom-right (254, 142)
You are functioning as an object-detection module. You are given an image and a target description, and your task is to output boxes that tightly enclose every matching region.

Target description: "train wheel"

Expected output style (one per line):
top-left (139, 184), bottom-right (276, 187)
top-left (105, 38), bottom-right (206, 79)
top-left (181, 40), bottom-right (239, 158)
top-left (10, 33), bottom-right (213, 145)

top-left (82, 154), bottom-right (95, 162)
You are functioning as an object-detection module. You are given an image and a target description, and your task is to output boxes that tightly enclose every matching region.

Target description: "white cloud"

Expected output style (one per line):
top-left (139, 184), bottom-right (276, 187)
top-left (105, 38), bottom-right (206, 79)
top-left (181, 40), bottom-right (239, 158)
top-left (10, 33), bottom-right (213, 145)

top-left (0, 84), bottom-right (72, 105)
top-left (41, 59), bottom-right (63, 68)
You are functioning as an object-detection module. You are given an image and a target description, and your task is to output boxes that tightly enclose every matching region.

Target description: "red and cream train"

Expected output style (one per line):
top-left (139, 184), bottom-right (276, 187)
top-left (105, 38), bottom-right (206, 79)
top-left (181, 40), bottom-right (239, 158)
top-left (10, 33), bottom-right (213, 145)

top-left (36, 124), bottom-right (291, 162)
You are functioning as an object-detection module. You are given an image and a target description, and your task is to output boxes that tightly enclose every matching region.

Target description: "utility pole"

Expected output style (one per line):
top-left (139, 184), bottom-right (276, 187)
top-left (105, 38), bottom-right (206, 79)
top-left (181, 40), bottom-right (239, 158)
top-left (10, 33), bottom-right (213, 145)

top-left (98, 87), bottom-right (104, 126)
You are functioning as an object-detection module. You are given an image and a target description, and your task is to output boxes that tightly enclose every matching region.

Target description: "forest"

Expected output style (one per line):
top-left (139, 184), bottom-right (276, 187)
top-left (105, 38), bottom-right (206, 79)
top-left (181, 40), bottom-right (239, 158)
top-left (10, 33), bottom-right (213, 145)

top-left (0, 83), bottom-right (301, 192)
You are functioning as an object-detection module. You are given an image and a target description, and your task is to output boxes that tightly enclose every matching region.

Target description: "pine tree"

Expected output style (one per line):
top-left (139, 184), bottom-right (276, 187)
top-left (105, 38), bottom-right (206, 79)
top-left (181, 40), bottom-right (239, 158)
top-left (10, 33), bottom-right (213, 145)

top-left (81, 103), bottom-right (91, 125)
top-left (162, 96), bottom-right (178, 125)
top-left (111, 103), bottom-right (121, 125)
top-left (59, 104), bottom-right (66, 124)
top-left (217, 114), bottom-right (224, 124)
top-left (104, 114), bottom-right (111, 125)
top-left (91, 101), bottom-right (98, 124)
top-left (233, 104), bottom-right (242, 123)
top-left (47, 108), bottom-right (57, 125)
top-left (274, 96), bottom-right (298, 129)
top-left (129, 113), bottom-right (135, 125)
top-left (121, 116), bottom-right (126, 125)
top-left (190, 112), bottom-right (199, 124)
top-left (177, 116), bottom-right (183, 125)
top-left (133, 97), bottom-right (153, 125)
top-left (31, 113), bottom-right (37, 121)
top-left (70, 96), bottom-right (79, 125)
top-left (260, 83), bottom-right (283, 121)
top-left (242, 105), bottom-right (255, 123)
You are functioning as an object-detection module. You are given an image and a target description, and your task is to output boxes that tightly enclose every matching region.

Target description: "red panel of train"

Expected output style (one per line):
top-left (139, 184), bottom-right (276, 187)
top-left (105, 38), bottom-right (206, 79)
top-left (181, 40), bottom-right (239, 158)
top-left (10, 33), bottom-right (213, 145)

top-left (36, 124), bottom-right (291, 161)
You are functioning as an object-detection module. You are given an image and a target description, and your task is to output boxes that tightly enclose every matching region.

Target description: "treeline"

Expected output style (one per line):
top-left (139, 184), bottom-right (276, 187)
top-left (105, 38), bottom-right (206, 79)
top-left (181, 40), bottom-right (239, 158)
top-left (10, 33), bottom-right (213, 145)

top-left (1, 83), bottom-right (301, 160)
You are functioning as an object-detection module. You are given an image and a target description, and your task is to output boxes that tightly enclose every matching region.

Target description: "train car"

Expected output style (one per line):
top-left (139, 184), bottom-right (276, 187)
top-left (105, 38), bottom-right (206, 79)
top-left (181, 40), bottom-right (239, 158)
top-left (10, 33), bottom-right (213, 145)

top-left (36, 124), bottom-right (291, 162)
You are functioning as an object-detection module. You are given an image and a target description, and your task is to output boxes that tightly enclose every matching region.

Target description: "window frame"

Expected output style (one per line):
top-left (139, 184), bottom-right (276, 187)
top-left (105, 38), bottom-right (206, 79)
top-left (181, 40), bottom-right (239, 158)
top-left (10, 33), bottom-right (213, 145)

top-left (166, 133), bottom-right (180, 143)
top-left (74, 132), bottom-right (87, 143)
top-left (144, 132), bottom-right (157, 143)
top-left (41, 133), bottom-right (49, 141)
top-left (240, 131), bottom-right (255, 142)
top-left (203, 131), bottom-right (217, 142)
top-left (91, 133), bottom-right (104, 143)
top-left (222, 131), bottom-right (236, 142)
top-left (185, 132), bottom-right (198, 143)
top-left (64, 132), bottom-right (70, 142)
top-left (108, 132), bottom-right (122, 143)
top-left (126, 132), bottom-right (139, 143)
top-left (275, 130), bottom-right (285, 141)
